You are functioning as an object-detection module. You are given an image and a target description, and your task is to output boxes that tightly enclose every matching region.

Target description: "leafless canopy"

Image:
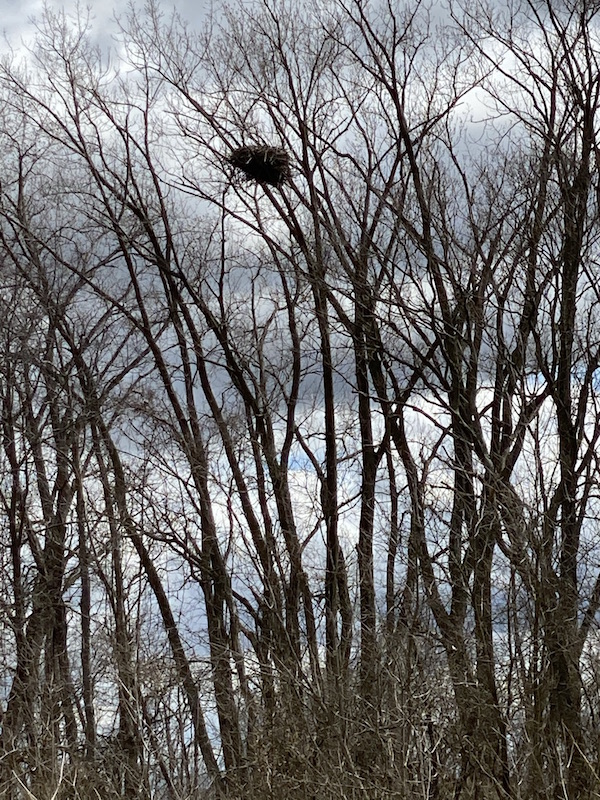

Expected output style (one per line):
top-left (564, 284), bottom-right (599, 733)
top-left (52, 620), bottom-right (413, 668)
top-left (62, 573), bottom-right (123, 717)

top-left (2, 1), bottom-right (600, 799)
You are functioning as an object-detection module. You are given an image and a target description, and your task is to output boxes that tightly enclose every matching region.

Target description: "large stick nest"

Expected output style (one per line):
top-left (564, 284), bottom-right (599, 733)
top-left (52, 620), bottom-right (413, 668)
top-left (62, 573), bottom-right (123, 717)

top-left (227, 146), bottom-right (290, 187)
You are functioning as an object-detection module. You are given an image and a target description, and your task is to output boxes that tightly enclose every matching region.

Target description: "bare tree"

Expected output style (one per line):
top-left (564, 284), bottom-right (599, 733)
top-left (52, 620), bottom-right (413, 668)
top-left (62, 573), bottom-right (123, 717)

top-left (2, 2), bottom-right (600, 799)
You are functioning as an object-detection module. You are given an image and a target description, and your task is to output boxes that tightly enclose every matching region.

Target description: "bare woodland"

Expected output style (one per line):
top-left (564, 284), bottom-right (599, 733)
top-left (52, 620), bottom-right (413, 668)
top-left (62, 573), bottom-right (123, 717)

top-left (1, 0), bottom-right (600, 797)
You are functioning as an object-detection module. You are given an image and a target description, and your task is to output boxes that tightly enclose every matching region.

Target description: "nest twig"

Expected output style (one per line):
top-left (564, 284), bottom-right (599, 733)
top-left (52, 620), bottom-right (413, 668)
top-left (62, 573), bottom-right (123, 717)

top-left (227, 146), bottom-right (290, 187)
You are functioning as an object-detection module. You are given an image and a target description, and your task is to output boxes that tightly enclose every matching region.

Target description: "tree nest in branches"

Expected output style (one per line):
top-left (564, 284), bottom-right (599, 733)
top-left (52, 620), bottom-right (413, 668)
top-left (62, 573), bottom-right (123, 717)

top-left (227, 146), bottom-right (290, 187)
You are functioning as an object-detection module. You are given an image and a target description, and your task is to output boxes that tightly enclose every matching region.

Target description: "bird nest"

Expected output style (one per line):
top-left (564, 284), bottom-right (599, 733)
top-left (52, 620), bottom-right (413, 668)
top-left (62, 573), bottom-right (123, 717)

top-left (227, 146), bottom-right (290, 187)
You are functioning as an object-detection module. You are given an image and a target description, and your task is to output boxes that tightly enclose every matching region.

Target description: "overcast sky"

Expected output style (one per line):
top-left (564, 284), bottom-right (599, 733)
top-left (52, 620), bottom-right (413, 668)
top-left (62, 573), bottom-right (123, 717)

top-left (1, 0), bottom-right (203, 54)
